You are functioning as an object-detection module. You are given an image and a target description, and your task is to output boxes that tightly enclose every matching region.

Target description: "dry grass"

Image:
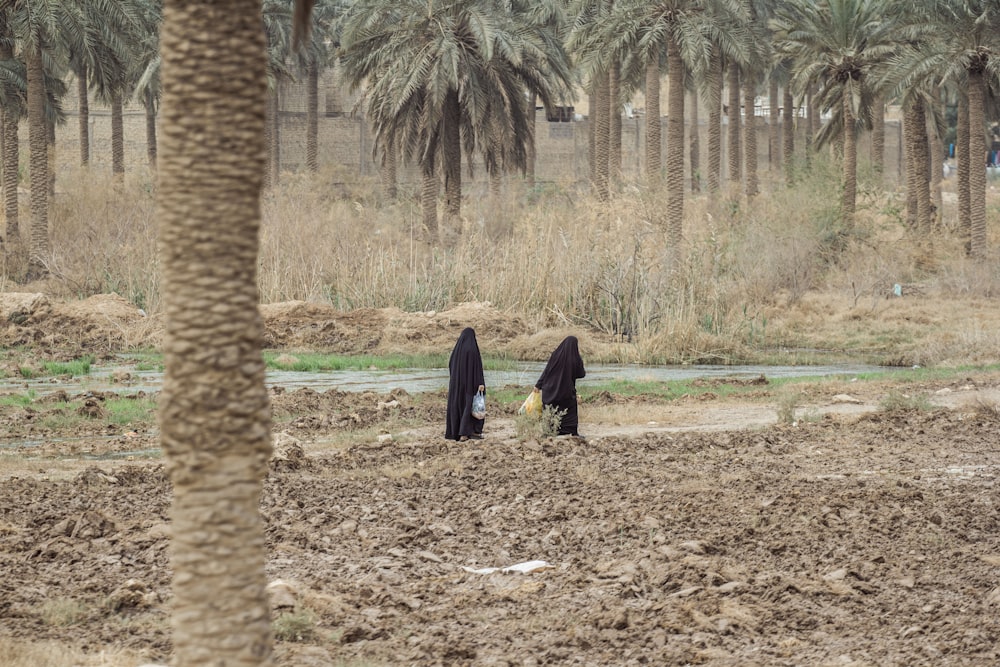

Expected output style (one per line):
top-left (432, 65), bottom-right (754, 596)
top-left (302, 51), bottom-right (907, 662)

top-left (22, 156), bottom-right (1000, 364)
top-left (0, 637), bottom-right (151, 667)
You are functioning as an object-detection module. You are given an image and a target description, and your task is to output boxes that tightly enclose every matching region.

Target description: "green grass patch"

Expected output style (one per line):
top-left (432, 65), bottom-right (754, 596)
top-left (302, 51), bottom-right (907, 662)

top-left (0, 390), bottom-right (37, 407)
top-left (106, 396), bottom-right (157, 426)
top-left (19, 356), bottom-right (95, 379)
top-left (263, 351), bottom-right (517, 372)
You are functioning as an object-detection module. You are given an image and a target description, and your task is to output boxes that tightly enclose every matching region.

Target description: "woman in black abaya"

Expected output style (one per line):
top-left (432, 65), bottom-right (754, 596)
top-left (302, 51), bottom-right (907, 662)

top-left (535, 335), bottom-right (586, 437)
top-left (445, 328), bottom-right (486, 441)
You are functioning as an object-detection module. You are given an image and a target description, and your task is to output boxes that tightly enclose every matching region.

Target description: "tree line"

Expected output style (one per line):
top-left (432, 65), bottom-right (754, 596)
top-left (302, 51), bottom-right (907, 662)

top-left (2, 0), bottom-right (999, 279)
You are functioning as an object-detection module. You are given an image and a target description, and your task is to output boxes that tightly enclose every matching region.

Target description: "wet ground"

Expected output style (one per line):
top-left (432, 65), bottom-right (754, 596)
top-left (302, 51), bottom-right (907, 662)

top-left (0, 369), bottom-right (998, 666)
top-left (0, 294), bottom-right (998, 665)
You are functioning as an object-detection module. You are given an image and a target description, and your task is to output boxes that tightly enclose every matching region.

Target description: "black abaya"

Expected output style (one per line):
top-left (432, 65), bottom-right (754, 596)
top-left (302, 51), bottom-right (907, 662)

top-left (445, 327), bottom-right (486, 440)
top-left (535, 335), bottom-right (586, 436)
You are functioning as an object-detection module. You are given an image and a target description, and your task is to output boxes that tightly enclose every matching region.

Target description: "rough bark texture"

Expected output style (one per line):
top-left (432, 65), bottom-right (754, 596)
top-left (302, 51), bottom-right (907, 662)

top-left (871, 95), bottom-right (884, 176)
top-left (146, 95), bottom-right (157, 169)
top-left (903, 102), bottom-right (919, 230)
top-left (665, 35), bottom-right (684, 246)
top-left (689, 83), bottom-right (700, 193)
top-left (768, 77), bottom-right (779, 172)
top-left (956, 91), bottom-right (970, 247)
top-left (593, 72), bottom-right (610, 201)
top-left (526, 91), bottom-right (536, 188)
top-left (2, 106), bottom-right (17, 245)
top-left (26, 41), bottom-right (48, 280)
top-left (967, 71), bottom-right (987, 257)
top-left (727, 61), bottom-right (740, 185)
top-left (111, 93), bottom-right (125, 179)
top-left (913, 99), bottom-right (931, 231)
top-left (380, 142), bottom-right (397, 201)
top-left (609, 61), bottom-right (621, 184)
top-left (442, 88), bottom-right (462, 227)
top-left (645, 61), bottom-right (661, 186)
top-left (421, 159), bottom-right (438, 243)
top-left (806, 89), bottom-right (818, 168)
top-left (928, 98), bottom-right (943, 228)
top-left (270, 89), bottom-right (281, 187)
top-left (587, 83), bottom-right (597, 187)
top-left (78, 67), bottom-right (90, 166)
top-left (306, 60), bottom-right (318, 173)
top-left (841, 91), bottom-right (857, 226)
top-left (743, 78), bottom-right (758, 199)
top-left (157, 2), bottom-right (275, 665)
top-left (1, 35), bottom-right (18, 245)
top-left (782, 86), bottom-right (794, 184)
top-left (706, 48), bottom-right (722, 192)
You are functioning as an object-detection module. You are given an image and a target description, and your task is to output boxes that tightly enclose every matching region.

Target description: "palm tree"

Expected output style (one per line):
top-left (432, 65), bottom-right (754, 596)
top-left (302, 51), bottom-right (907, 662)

top-left (341, 0), bottom-right (572, 241)
top-left (774, 0), bottom-right (900, 227)
top-left (263, 0), bottom-right (294, 188)
top-left (10, 0), bottom-right (94, 278)
top-left (157, 0), bottom-right (315, 663)
top-left (0, 6), bottom-right (23, 247)
top-left (886, 0), bottom-right (1000, 256)
top-left (595, 0), bottom-right (746, 245)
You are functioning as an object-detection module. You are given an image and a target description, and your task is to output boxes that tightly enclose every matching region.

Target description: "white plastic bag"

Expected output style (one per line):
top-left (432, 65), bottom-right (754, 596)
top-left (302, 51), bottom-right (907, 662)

top-left (471, 389), bottom-right (486, 420)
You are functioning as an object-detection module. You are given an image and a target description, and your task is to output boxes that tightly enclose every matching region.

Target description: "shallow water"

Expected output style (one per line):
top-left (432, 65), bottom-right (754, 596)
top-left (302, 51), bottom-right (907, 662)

top-left (0, 361), bottom-right (886, 397)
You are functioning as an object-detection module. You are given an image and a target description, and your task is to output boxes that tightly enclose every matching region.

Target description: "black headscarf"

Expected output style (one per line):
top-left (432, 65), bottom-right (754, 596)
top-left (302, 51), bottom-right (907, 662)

top-left (445, 327), bottom-right (486, 440)
top-left (535, 336), bottom-right (585, 435)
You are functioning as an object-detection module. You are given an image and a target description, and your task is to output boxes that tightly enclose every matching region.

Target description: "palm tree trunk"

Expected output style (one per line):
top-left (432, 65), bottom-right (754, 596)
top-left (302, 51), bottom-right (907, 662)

top-left (928, 97), bottom-right (943, 228)
top-left (645, 61), bottom-right (661, 187)
top-left (2, 106), bottom-right (17, 245)
top-left (270, 88), bottom-right (281, 186)
top-left (782, 86), bottom-right (794, 184)
top-left (665, 35), bottom-right (685, 246)
top-left (0, 34), bottom-right (18, 246)
top-left (609, 60), bottom-right (622, 185)
top-left (78, 67), bottom-right (90, 166)
top-left (443, 88), bottom-right (462, 229)
top-left (768, 77), bottom-right (779, 172)
top-left (871, 94), bottom-right (884, 176)
top-left (689, 80), bottom-right (700, 193)
top-left (903, 101), bottom-right (919, 229)
top-left (526, 91), bottom-right (537, 188)
top-left (841, 89), bottom-right (857, 226)
top-left (594, 72), bottom-right (610, 201)
top-left (913, 99), bottom-right (931, 231)
top-left (111, 92), bottom-right (125, 180)
top-left (806, 87), bottom-right (818, 169)
top-left (380, 142), bottom-right (397, 200)
top-left (146, 94), bottom-right (158, 169)
top-left (47, 120), bottom-right (55, 200)
top-left (956, 91), bottom-right (970, 248)
top-left (707, 47), bottom-right (722, 192)
top-left (588, 81), bottom-right (597, 187)
top-left (727, 61), bottom-right (740, 185)
top-left (26, 40), bottom-right (48, 280)
top-left (743, 76), bottom-right (758, 198)
top-left (263, 91), bottom-right (273, 190)
top-left (421, 157), bottom-right (439, 243)
top-left (967, 70), bottom-right (987, 257)
top-left (157, 2), bottom-right (274, 665)
top-left (306, 59), bottom-right (319, 173)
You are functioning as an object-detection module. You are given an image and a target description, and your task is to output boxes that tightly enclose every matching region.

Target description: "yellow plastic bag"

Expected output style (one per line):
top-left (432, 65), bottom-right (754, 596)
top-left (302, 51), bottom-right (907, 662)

top-left (518, 388), bottom-right (543, 417)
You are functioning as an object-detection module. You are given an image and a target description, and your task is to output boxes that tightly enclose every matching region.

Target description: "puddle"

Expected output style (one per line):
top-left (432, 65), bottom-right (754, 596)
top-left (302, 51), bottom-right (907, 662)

top-left (0, 362), bottom-right (886, 397)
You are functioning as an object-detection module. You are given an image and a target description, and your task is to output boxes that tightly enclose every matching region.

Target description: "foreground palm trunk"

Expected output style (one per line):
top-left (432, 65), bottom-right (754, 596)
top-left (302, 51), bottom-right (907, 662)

top-left (782, 86), bottom-right (794, 184)
top-left (157, 2), bottom-right (274, 665)
top-left (956, 92), bottom-right (970, 249)
top-left (706, 48), bottom-right (722, 191)
top-left (967, 71), bottom-right (987, 257)
top-left (79, 67), bottom-right (90, 166)
top-left (727, 61), bottom-right (740, 186)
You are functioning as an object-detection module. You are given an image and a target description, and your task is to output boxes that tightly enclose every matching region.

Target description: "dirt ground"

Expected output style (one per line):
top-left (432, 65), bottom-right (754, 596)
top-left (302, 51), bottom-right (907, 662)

top-left (0, 294), bottom-right (998, 666)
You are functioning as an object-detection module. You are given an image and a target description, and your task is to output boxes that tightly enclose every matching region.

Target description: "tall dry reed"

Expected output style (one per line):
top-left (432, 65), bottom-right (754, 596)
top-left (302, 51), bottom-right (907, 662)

top-left (31, 155), bottom-right (1000, 361)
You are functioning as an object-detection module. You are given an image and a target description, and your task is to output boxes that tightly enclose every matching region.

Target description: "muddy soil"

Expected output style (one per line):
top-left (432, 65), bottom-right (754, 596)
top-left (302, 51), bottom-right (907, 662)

top-left (0, 373), bottom-right (998, 666)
